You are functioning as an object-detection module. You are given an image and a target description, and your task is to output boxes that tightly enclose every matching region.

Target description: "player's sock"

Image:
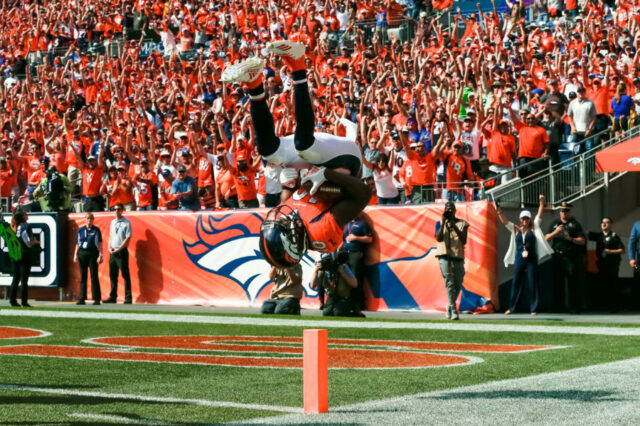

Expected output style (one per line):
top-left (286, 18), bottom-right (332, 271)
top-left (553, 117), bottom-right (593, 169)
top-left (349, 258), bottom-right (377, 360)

top-left (250, 96), bottom-right (279, 157)
top-left (293, 74), bottom-right (315, 151)
top-left (247, 75), bottom-right (265, 99)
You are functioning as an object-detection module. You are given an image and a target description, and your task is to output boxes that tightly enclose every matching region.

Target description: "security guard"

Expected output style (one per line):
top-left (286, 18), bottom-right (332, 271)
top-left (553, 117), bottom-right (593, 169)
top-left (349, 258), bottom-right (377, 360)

top-left (73, 212), bottom-right (104, 305)
top-left (589, 218), bottom-right (624, 312)
top-left (545, 202), bottom-right (586, 313)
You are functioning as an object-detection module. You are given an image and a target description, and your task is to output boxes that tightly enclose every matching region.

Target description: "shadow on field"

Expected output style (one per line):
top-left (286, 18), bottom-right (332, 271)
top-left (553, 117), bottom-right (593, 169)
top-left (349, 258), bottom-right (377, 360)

top-left (424, 390), bottom-right (625, 402)
top-left (0, 383), bottom-right (98, 389)
top-left (0, 394), bottom-right (177, 406)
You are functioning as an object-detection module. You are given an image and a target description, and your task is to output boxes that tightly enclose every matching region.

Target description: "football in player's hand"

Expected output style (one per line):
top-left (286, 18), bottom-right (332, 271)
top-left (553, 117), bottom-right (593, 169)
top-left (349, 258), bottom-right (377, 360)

top-left (301, 180), bottom-right (343, 201)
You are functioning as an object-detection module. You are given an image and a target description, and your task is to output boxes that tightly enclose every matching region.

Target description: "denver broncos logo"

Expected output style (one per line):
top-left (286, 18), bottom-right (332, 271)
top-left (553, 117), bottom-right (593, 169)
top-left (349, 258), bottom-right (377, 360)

top-left (183, 213), bottom-right (317, 304)
top-left (627, 157), bottom-right (640, 166)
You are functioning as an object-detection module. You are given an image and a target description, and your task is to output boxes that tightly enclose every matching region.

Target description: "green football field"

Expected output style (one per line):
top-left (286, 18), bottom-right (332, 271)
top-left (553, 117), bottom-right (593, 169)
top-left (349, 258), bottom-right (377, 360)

top-left (1, 308), bottom-right (640, 424)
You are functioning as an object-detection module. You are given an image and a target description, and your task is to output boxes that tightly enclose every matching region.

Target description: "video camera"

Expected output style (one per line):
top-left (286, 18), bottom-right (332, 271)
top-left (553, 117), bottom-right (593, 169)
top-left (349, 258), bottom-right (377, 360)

top-left (319, 250), bottom-right (349, 272)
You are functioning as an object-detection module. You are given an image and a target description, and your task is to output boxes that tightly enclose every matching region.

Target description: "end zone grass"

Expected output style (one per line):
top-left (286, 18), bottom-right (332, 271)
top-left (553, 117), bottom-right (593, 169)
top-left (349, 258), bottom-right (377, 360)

top-left (1, 309), bottom-right (639, 424)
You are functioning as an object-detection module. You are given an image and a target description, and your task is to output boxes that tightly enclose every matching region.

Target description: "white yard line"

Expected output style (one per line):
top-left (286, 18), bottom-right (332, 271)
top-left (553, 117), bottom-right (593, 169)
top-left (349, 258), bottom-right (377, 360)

top-left (1, 309), bottom-right (640, 336)
top-left (0, 384), bottom-right (302, 414)
top-left (240, 357), bottom-right (640, 425)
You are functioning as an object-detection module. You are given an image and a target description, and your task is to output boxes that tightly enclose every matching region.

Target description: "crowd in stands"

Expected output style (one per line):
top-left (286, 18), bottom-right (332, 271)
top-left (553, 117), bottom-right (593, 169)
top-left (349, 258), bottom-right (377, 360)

top-left (0, 0), bottom-right (638, 212)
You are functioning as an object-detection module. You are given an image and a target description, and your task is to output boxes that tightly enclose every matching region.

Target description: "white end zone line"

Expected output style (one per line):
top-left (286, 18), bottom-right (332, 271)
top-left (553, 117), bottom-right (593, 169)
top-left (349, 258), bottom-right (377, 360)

top-left (238, 356), bottom-right (640, 424)
top-left (1, 309), bottom-right (640, 336)
top-left (0, 384), bottom-right (302, 414)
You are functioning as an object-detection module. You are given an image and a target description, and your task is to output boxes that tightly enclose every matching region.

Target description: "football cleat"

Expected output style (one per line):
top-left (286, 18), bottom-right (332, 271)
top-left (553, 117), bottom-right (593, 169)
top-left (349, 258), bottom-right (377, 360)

top-left (263, 40), bottom-right (306, 71)
top-left (220, 57), bottom-right (265, 84)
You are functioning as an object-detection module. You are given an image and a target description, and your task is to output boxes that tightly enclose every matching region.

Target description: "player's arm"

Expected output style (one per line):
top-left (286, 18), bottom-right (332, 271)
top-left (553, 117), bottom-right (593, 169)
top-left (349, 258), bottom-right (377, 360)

top-left (325, 168), bottom-right (371, 229)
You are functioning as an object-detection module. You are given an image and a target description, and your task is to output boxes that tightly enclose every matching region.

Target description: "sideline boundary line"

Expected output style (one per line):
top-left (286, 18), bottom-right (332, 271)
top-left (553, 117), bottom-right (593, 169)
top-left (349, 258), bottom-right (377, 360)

top-left (0, 384), bottom-right (302, 413)
top-left (1, 309), bottom-right (640, 336)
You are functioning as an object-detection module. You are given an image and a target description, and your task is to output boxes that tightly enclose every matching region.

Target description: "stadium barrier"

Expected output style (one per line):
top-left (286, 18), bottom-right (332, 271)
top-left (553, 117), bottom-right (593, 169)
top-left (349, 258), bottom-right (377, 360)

top-left (65, 201), bottom-right (497, 312)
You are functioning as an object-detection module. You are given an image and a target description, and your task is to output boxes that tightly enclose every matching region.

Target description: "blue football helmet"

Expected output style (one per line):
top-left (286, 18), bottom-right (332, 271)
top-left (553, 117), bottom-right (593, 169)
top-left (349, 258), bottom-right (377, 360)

top-left (259, 205), bottom-right (308, 268)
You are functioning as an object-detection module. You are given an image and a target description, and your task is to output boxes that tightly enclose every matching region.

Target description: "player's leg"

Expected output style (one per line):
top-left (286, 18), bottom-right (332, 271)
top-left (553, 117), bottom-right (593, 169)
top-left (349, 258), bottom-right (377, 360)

top-left (264, 40), bottom-right (313, 151)
top-left (266, 41), bottom-right (361, 174)
top-left (220, 58), bottom-right (280, 158)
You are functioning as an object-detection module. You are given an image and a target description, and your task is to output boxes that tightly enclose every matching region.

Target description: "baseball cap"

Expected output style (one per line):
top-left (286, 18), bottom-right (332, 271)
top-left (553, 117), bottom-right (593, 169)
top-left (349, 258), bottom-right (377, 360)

top-left (140, 157), bottom-right (148, 163)
top-left (177, 165), bottom-right (187, 173)
top-left (236, 153), bottom-right (247, 161)
top-left (87, 155), bottom-right (97, 160)
top-left (161, 168), bottom-right (172, 176)
top-left (519, 210), bottom-right (532, 219)
top-left (559, 201), bottom-right (572, 211)
top-left (160, 150), bottom-right (171, 156)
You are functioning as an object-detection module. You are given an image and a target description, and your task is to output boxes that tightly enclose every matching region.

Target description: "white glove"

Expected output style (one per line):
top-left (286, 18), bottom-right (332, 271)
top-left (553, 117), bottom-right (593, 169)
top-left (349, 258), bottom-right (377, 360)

top-left (279, 167), bottom-right (299, 188)
top-left (300, 167), bottom-right (327, 195)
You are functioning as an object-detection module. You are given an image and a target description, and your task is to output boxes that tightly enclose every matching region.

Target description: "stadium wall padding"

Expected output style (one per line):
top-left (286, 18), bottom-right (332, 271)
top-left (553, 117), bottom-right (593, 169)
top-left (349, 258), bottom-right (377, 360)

top-left (65, 201), bottom-right (498, 312)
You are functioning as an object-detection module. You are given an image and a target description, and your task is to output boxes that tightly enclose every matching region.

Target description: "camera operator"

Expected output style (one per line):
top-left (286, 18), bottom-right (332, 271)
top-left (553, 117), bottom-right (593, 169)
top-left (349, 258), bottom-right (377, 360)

top-left (435, 201), bottom-right (469, 320)
top-left (261, 264), bottom-right (302, 315)
top-left (310, 251), bottom-right (359, 317)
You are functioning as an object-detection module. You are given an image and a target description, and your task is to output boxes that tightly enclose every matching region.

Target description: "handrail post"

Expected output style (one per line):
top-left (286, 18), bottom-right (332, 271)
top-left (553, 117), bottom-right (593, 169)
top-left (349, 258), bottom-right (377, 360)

top-left (579, 153), bottom-right (586, 196)
top-left (549, 158), bottom-right (556, 206)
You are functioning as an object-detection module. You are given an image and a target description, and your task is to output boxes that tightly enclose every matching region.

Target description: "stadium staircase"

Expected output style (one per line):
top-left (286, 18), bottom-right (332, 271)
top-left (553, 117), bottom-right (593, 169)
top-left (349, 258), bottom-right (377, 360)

top-left (485, 126), bottom-right (640, 210)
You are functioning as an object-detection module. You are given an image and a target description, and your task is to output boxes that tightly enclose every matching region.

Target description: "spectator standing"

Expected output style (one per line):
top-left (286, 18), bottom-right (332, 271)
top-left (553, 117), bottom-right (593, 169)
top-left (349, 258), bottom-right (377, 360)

top-left (611, 83), bottom-right (633, 138)
top-left (498, 195), bottom-right (553, 315)
top-left (438, 139), bottom-right (476, 202)
top-left (73, 136), bottom-right (106, 212)
top-left (435, 201), bottom-right (469, 320)
top-left (361, 153), bottom-right (399, 204)
top-left (172, 165), bottom-right (200, 211)
top-left (104, 203), bottom-right (132, 304)
top-left (589, 218), bottom-right (624, 312)
top-left (261, 264), bottom-right (303, 315)
top-left (158, 169), bottom-right (178, 210)
top-left (628, 219), bottom-right (640, 305)
top-left (73, 213), bottom-right (103, 305)
top-left (545, 202), bottom-right (586, 313)
top-left (482, 104), bottom-right (516, 183)
top-left (114, 165), bottom-right (136, 211)
top-left (510, 108), bottom-right (549, 178)
top-left (567, 86), bottom-right (597, 152)
top-left (133, 158), bottom-right (158, 211)
top-left (0, 157), bottom-right (16, 198)
top-left (388, 132), bottom-right (408, 202)
top-left (228, 152), bottom-right (259, 208)
top-left (8, 210), bottom-right (37, 307)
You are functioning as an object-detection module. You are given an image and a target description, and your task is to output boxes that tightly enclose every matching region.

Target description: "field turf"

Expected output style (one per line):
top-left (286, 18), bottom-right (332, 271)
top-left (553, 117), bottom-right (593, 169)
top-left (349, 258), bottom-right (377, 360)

top-left (1, 308), bottom-right (639, 424)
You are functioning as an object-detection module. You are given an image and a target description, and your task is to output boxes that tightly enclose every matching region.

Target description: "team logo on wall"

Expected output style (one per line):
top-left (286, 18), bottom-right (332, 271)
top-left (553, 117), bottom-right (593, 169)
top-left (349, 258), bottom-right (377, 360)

top-left (183, 213), bottom-right (317, 303)
top-left (627, 157), bottom-right (640, 166)
top-left (0, 214), bottom-right (60, 287)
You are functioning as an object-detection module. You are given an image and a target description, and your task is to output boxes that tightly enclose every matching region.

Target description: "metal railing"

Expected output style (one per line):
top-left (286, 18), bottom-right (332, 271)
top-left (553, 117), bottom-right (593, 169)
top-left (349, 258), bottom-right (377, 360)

top-left (486, 126), bottom-right (640, 209)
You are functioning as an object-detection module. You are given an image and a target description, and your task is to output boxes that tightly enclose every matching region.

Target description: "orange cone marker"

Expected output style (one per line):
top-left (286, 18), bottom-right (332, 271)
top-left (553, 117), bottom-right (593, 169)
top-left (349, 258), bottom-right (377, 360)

top-left (303, 329), bottom-right (328, 413)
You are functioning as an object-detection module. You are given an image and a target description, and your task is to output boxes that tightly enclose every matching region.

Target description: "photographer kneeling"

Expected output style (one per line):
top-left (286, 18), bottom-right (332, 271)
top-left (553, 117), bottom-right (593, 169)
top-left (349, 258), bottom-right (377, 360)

top-left (261, 264), bottom-right (303, 315)
top-left (311, 251), bottom-right (359, 317)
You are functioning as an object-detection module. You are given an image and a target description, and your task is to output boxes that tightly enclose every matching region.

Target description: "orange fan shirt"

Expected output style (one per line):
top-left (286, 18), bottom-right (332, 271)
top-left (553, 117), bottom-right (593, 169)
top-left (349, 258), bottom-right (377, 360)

top-left (82, 167), bottom-right (104, 197)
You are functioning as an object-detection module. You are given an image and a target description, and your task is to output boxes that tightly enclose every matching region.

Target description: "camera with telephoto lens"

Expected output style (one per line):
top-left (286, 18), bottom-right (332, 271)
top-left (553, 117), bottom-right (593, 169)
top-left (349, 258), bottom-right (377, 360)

top-left (443, 209), bottom-right (453, 220)
top-left (319, 250), bottom-right (349, 272)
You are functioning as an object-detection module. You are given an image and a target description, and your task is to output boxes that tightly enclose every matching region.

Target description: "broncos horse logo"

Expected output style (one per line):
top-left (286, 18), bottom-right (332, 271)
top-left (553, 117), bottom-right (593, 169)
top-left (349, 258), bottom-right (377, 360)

top-left (183, 213), bottom-right (317, 304)
top-left (627, 157), bottom-right (640, 166)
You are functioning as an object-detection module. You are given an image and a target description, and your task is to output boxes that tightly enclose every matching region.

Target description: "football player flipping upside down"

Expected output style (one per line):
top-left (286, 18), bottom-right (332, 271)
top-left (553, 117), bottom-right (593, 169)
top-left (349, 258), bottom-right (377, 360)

top-left (221, 40), bottom-right (370, 268)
